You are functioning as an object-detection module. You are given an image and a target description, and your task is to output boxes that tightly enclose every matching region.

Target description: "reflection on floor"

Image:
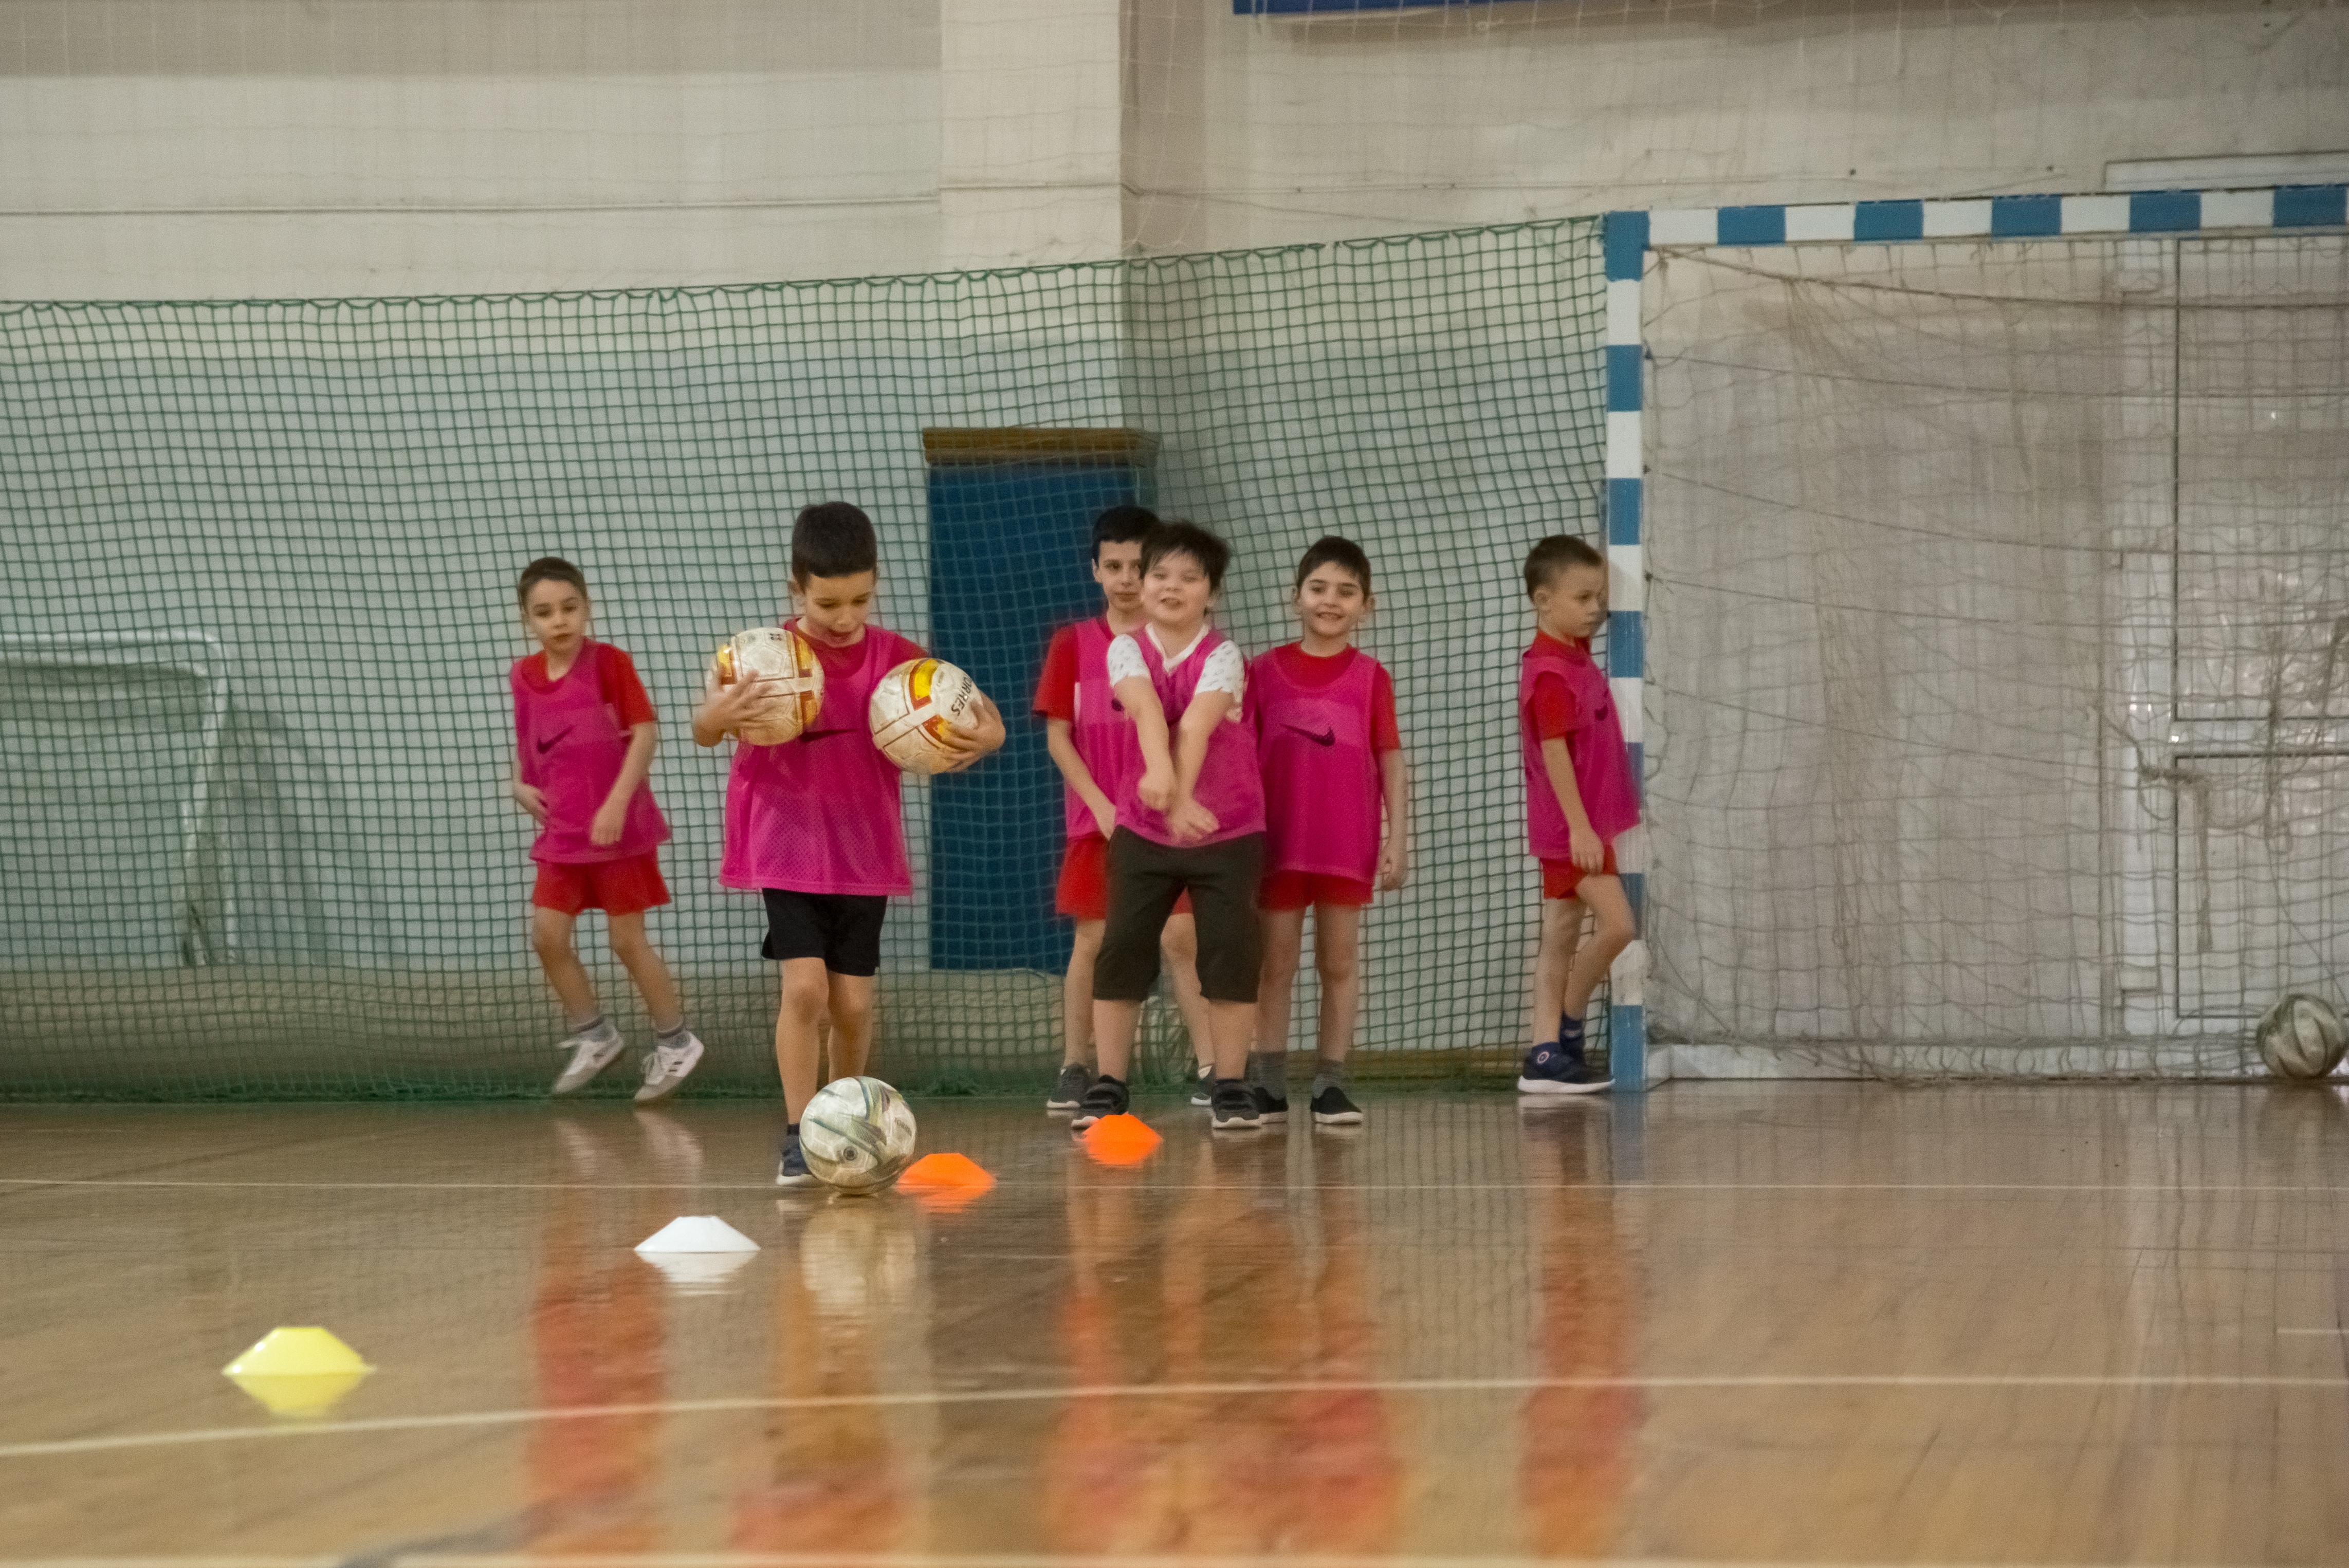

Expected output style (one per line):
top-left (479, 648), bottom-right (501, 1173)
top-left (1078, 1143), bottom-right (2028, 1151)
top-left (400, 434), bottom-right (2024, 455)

top-left (2, 1084), bottom-right (2346, 1561)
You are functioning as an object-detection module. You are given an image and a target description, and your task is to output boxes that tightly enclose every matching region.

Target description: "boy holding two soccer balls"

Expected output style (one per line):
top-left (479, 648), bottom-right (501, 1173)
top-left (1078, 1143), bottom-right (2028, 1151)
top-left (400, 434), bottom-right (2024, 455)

top-left (694, 502), bottom-right (1005, 1185)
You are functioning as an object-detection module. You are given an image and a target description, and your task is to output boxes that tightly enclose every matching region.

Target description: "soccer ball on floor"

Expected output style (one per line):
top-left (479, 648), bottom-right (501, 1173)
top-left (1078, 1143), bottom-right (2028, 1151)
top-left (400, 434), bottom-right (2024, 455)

top-left (870, 657), bottom-right (985, 773)
top-left (711, 626), bottom-right (824, 745)
top-left (2255, 993), bottom-right (2347, 1080)
top-left (800, 1076), bottom-right (919, 1192)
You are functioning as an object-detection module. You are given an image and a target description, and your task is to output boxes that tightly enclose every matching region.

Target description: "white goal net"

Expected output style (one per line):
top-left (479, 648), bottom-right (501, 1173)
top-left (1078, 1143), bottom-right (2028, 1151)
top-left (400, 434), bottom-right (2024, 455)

top-left (1644, 232), bottom-right (2349, 1078)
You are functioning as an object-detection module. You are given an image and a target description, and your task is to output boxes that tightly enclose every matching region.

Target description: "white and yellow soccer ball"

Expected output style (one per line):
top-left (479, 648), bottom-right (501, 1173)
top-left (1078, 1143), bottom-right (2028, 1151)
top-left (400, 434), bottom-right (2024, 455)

top-left (869, 657), bottom-right (986, 774)
top-left (2256, 993), bottom-right (2347, 1080)
top-left (799, 1076), bottom-right (919, 1193)
top-left (710, 626), bottom-right (825, 745)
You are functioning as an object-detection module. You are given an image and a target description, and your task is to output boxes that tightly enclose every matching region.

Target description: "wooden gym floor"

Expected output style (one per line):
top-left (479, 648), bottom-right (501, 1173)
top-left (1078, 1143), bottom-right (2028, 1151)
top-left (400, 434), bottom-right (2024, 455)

top-left (2, 1084), bottom-right (2345, 1566)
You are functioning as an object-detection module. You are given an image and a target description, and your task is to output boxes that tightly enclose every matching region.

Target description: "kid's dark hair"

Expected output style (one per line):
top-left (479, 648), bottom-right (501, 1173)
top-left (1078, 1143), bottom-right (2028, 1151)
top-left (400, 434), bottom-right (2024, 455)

top-left (1293, 534), bottom-right (1372, 597)
top-left (1524, 534), bottom-right (1604, 598)
top-left (517, 556), bottom-right (588, 609)
top-left (792, 501), bottom-right (879, 582)
top-left (1140, 520), bottom-right (1230, 593)
top-left (1090, 503), bottom-right (1159, 561)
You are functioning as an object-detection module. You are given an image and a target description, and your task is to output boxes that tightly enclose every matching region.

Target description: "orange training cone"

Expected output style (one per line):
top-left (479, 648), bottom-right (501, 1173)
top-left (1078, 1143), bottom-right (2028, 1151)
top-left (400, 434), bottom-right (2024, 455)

top-left (1080, 1113), bottom-right (1163, 1168)
top-left (898, 1152), bottom-right (996, 1210)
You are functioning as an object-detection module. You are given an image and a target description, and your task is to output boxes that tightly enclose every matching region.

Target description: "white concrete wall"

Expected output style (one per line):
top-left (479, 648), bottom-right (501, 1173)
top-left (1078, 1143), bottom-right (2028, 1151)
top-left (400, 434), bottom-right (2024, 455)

top-left (1139, 0), bottom-right (2349, 253)
top-left (4, 0), bottom-right (2342, 298)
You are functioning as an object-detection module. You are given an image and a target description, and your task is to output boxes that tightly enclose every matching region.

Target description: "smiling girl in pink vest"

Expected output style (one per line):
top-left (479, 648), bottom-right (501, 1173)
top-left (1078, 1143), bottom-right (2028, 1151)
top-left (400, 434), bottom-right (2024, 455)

top-left (509, 557), bottom-right (703, 1103)
top-left (1068, 521), bottom-right (1270, 1133)
top-left (1247, 537), bottom-right (1411, 1127)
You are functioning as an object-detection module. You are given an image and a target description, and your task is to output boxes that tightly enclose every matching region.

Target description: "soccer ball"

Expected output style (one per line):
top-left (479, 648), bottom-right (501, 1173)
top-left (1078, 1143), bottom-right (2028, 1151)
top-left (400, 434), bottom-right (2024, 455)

top-left (711, 626), bottom-right (824, 745)
top-left (799, 1076), bottom-right (919, 1193)
top-left (2256, 993), bottom-right (2347, 1080)
top-left (869, 657), bottom-right (985, 774)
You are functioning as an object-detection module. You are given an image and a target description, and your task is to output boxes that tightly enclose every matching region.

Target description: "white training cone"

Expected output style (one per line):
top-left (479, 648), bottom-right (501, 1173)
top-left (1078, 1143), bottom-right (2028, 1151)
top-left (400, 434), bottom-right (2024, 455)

top-left (635, 1215), bottom-right (760, 1255)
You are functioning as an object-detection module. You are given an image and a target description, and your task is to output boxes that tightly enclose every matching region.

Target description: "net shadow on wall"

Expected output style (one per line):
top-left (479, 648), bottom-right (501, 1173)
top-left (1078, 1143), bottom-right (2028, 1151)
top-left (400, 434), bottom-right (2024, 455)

top-left (923, 428), bottom-right (1160, 973)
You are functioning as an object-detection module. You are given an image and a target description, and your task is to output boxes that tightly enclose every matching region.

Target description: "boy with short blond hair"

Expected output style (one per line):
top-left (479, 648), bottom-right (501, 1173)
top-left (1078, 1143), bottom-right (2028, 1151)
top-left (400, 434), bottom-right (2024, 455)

top-left (1517, 535), bottom-right (1637, 1095)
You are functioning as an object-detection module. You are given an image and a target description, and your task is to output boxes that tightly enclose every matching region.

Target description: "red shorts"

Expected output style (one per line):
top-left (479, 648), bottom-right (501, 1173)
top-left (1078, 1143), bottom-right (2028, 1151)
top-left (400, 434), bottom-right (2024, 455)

top-left (1057, 835), bottom-right (1191, 923)
top-left (1259, 869), bottom-right (1374, 912)
top-left (1540, 846), bottom-right (1619, 902)
top-left (532, 851), bottom-right (670, 916)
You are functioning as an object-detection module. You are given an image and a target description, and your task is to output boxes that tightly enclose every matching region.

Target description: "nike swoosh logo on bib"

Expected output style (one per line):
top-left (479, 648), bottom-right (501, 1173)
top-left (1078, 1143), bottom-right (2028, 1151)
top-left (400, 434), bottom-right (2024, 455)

top-left (536, 727), bottom-right (573, 755)
top-left (1285, 724), bottom-right (1337, 748)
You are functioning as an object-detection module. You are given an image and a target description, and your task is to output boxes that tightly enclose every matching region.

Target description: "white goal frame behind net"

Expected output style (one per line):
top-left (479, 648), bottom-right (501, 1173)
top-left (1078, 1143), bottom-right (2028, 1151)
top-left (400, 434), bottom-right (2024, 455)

top-left (1605, 183), bottom-right (2349, 1087)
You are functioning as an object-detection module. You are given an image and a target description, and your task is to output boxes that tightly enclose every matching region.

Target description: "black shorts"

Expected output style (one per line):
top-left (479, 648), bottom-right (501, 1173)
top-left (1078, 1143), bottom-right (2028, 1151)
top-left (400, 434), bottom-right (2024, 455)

top-left (1094, 828), bottom-right (1264, 1004)
top-left (761, 890), bottom-right (888, 977)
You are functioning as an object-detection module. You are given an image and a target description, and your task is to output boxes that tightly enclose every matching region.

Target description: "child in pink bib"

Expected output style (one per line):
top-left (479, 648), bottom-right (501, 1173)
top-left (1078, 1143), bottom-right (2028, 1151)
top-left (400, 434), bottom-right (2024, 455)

top-left (507, 557), bottom-right (702, 1105)
top-left (693, 503), bottom-right (1005, 1187)
top-left (1247, 537), bottom-right (1410, 1126)
top-left (1032, 504), bottom-right (1217, 1113)
top-left (1068, 522), bottom-right (1271, 1135)
top-left (1515, 536), bottom-right (1639, 1097)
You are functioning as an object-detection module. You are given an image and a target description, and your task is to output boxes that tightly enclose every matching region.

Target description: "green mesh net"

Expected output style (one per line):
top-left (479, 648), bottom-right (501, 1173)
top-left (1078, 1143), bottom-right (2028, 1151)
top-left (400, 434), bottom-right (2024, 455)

top-left (0, 219), bottom-right (1607, 1100)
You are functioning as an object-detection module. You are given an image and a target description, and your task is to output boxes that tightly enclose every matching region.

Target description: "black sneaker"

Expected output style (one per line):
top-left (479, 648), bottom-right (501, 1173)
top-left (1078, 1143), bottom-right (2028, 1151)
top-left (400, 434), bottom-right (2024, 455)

top-left (1069, 1076), bottom-right (1131, 1131)
top-left (1188, 1063), bottom-right (1213, 1106)
top-left (1209, 1079), bottom-right (1263, 1131)
top-left (1310, 1084), bottom-right (1364, 1126)
top-left (1047, 1062), bottom-right (1092, 1113)
top-left (1249, 1085), bottom-right (1290, 1123)
top-left (775, 1130), bottom-right (816, 1187)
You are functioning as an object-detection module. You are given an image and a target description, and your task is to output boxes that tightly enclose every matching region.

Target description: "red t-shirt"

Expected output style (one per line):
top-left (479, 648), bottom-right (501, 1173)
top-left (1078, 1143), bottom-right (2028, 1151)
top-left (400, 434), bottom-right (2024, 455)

top-left (1526, 631), bottom-right (1587, 741)
top-left (1033, 623), bottom-right (1080, 721)
top-left (1270, 644), bottom-right (1401, 752)
top-left (809, 630), bottom-right (923, 682)
top-left (516, 644), bottom-right (656, 728)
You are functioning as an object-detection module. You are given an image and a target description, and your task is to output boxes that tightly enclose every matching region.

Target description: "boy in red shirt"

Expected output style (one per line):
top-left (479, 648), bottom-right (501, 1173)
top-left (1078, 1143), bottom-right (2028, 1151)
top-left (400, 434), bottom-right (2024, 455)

top-left (509, 557), bottom-right (703, 1103)
top-left (1517, 536), bottom-right (1639, 1095)
top-left (1033, 505), bottom-right (1216, 1114)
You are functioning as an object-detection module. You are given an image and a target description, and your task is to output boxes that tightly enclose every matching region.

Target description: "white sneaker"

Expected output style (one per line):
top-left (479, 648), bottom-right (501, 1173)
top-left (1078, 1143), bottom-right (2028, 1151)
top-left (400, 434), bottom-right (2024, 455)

top-left (634, 1031), bottom-right (706, 1105)
top-left (550, 1019), bottom-right (625, 1095)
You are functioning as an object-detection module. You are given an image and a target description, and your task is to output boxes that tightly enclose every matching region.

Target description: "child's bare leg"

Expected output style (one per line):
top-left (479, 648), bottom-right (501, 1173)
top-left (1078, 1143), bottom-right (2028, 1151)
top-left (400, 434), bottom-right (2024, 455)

top-left (605, 912), bottom-right (682, 1034)
top-left (1255, 908), bottom-right (1307, 1060)
top-left (531, 908), bottom-right (600, 1025)
top-left (1559, 875), bottom-right (1636, 1022)
top-left (775, 957), bottom-right (830, 1122)
top-left (1528, 895), bottom-right (1584, 1046)
top-left (1206, 1000), bottom-right (1254, 1081)
top-left (1062, 919), bottom-right (1105, 1067)
top-left (1091, 999), bottom-right (1144, 1083)
top-left (1311, 902), bottom-right (1364, 1064)
top-left (1161, 912), bottom-right (1216, 1072)
top-left (825, 973), bottom-right (877, 1083)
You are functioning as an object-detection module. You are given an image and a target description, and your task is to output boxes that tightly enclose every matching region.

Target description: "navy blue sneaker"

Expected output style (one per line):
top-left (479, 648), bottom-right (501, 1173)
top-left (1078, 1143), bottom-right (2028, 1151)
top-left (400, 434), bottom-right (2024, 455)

top-left (776, 1129), bottom-right (817, 1187)
top-left (1516, 1038), bottom-right (1612, 1096)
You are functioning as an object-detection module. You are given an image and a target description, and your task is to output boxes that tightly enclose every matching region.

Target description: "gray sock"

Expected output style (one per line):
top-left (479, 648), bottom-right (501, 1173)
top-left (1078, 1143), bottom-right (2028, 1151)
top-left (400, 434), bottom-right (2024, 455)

top-left (571, 1012), bottom-right (609, 1038)
top-left (1311, 1058), bottom-right (1348, 1099)
top-left (655, 1022), bottom-right (688, 1046)
top-left (1246, 1050), bottom-right (1289, 1100)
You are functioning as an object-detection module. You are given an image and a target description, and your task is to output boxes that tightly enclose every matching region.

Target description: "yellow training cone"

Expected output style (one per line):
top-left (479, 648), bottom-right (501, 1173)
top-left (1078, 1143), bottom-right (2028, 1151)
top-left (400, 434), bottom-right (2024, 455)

top-left (223, 1327), bottom-right (373, 1418)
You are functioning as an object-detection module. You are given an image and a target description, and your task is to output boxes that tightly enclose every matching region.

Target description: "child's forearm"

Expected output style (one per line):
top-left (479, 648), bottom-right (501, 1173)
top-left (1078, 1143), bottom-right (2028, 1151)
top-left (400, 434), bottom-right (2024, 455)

top-left (1117, 675), bottom-right (1173, 774)
top-left (1045, 720), bottom-right (1115, 820)
top-left (1381, 748), bottom-right (1411, 841)
top-left (1172, 693), bottom-right (1233, 799)
top-left (604, 723), bottom-right (657, 807)
top-left (1540, 737), bottom-right (1595, 833)
top-left (690, 697), bottom-right (728, 748)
